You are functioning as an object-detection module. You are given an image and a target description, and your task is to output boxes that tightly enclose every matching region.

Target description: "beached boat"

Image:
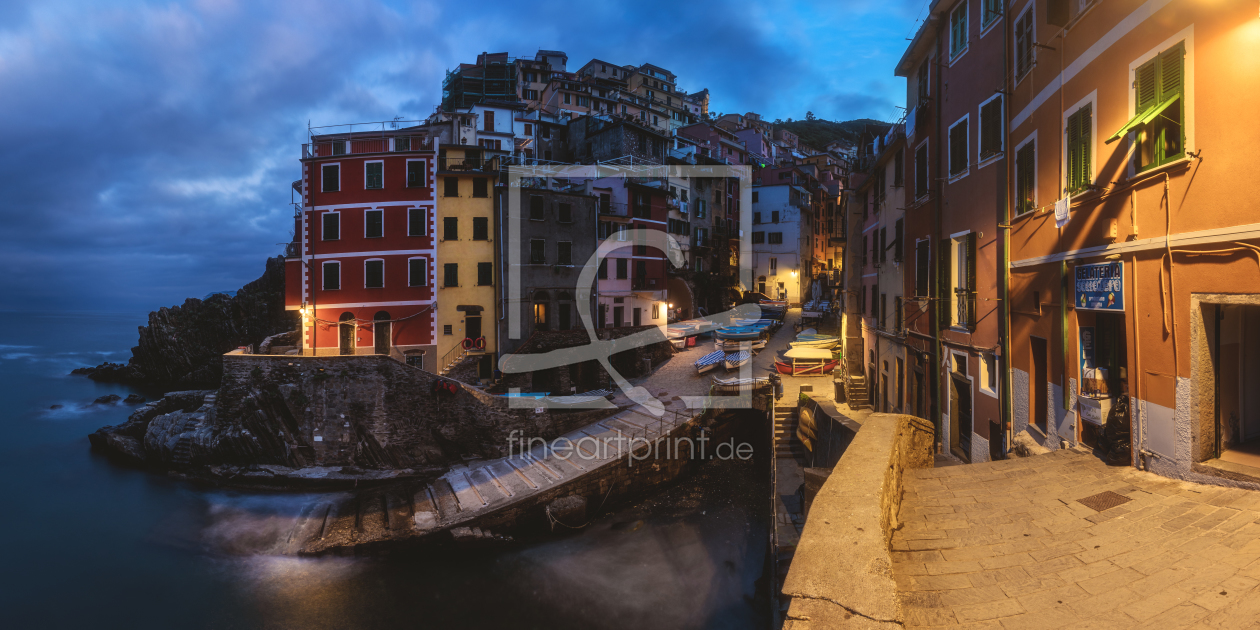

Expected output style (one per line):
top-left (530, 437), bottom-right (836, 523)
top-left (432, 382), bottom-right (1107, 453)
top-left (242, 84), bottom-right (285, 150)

top-left (723, 350), bottom-right (751, 370)
top-left (711, 376), bottom-right (772, 393)
top-left (714, 327), bottom-right (764, 341)
top-left (774, 348), bottom-right (840, 376)
top-left (789, 338), bottom-right (840, 349)
top-left (717, 338), bottom-right (765, 351)
top-left (695, 350), bottom-right (725, 374)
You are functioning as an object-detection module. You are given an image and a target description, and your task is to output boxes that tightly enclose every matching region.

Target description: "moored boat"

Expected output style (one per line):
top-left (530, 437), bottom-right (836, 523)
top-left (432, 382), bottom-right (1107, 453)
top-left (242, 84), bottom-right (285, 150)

top-left (695, 350), bottom-right (725, 374)
top-left (789, 338), bottom-right (840, 349)
top-left (711, 376), bottom-right (772, 393)
top-left (774, 348), bottom-right (840, 376)
top-left (723, 350), bottom-right (751, 370)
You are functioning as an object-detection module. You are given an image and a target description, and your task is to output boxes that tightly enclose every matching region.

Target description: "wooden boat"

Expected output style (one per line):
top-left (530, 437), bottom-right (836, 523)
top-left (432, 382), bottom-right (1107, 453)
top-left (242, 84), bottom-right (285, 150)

top-left (789, 338), bottom-right (840, 350)
top-left (717, 338), bottom-right (765, 351)
top-left (714, 327), bottom-right (765, 341)
top-left (774, 348), bottom-right (840, 376)
top-left (670, 338), bottom-right (687, 350)
top-left (723, 350), bottom-right (751, 370)
top-left (798, 328), bottom-right (817, 337)
top-left (711, 376), bottom-right (772, 393)
top-left (695, 350), bottom-right (725, 374)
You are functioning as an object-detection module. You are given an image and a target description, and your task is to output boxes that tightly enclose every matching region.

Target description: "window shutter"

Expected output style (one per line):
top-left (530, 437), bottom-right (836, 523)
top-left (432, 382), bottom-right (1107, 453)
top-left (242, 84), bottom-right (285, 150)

top-left (938, 238), bottom-right (951, 330)
top-left (894, 219), bottom-right (904, 262)
top-left (1158, 44), bottom-right (1185, 103)
top-left (1135, 59), bottom-right (1158, 116)
top-left (879, 228), bottom-right (887, 263)
top-left (916, 240), bottom-right (929, 297)
top-left (966, 232), bottom-right (977, 331)
top-left (1080, 104), bottom-right (1092, 190)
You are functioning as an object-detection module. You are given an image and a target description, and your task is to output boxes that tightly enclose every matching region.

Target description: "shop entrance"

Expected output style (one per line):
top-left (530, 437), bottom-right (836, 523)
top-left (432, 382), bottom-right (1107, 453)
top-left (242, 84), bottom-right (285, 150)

top-left (1077, 312), bottom-right (1129, 450)
top-left (1214, 305), bottom-right (1260, 466)
top-left (949, 353), bottom-right (972, 461)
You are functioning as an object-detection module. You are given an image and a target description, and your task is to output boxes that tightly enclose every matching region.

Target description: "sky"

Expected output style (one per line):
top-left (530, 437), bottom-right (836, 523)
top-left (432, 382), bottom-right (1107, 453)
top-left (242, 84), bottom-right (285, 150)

top-left (0, 0), bottom-right (926, 314)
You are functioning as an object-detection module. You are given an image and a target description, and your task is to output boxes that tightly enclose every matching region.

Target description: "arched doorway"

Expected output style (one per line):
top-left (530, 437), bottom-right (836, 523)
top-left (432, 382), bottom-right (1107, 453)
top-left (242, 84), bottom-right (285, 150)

top-left (373, 311), bottom-right (391, 356)
top-left (339, 312), bottom-right (355, 355)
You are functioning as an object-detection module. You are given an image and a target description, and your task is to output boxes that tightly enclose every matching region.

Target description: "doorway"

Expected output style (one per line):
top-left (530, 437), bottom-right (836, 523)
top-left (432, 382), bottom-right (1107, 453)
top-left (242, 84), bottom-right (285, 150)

top-left (373, 311), bottom-right (391, 355)
top-left (632, 307), bottom-right (641, 327)
top-left (466, 315), bottom-right (482, 341)
top-left (1216, 305), bottom-right (1260, 467)
top-left (949, 353), bottom-right (972, 461)
top-left (1031, 336), bottom-right (1048, 433)
top-left (339, 312), bottom-right (356, 355)
top-left (614, 306), bottom-right (624, 327)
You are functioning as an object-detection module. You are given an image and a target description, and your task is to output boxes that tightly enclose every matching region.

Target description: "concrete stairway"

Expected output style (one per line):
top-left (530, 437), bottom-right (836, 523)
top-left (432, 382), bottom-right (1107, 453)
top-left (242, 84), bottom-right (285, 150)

top-left (846, 375), bottom-right (871, 410)
top-left (774, 406), bottom-right (804, 458)
top-left (439, 349), bottom-right (469, 376)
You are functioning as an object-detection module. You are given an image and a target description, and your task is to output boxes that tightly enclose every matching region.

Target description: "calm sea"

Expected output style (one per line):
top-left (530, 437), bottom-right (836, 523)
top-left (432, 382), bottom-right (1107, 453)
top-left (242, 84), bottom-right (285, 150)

top-left (0, 311), bottom-right (769, 629)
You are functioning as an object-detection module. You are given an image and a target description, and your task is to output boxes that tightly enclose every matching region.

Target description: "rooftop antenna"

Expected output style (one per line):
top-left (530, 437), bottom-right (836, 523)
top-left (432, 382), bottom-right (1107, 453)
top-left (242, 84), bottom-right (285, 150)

top-left (391, 116), bottom-right (403, 130)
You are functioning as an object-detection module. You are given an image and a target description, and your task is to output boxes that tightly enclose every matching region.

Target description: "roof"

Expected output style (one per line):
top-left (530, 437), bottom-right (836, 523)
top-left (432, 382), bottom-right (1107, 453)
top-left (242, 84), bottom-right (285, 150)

top-left (895, 0), bottom-right (947, 76)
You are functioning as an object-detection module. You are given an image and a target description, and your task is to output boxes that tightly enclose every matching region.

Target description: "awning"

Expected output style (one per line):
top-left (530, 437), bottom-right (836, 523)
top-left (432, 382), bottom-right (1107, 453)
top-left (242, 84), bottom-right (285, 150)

top-left (1106, 94), bottom-right (1179, 144)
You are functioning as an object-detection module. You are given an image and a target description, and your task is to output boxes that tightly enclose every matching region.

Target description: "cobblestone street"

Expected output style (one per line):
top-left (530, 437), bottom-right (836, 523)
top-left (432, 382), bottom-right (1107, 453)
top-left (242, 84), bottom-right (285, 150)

top-left (893, 449), bottom-right (1260, 629)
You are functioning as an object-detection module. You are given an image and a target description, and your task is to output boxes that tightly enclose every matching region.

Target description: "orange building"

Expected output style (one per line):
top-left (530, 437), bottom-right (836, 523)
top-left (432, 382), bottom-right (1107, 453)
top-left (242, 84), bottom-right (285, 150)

top-left (1006, 0), bottom-right (1260, 482)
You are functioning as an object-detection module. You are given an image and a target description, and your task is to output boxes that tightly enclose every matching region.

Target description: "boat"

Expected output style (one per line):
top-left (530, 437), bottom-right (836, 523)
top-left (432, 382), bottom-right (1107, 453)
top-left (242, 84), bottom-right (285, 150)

top-left (714, 327), bottom-right (764, 341)
top-left (695, 350), bottom-right (725, 374)
top-left (774, 348), bottom-right (840, 376)
top-left (723, 350), bottom-right (751, 370)
top-left (717, 338), bottom-right (765, 351)
top-left (670, 337), bottom-right (687, 350)
top-left (711, 376), bottom-right (772, 394)
top-left (789, 338), bottom-right (840, 350)
top-left (798, 328), bottom-right (817, 337)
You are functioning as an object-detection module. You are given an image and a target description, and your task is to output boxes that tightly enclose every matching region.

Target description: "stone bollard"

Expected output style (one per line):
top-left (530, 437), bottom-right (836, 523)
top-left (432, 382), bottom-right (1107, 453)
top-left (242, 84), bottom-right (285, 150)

top-left (547, 495), bottom-right (588, 531)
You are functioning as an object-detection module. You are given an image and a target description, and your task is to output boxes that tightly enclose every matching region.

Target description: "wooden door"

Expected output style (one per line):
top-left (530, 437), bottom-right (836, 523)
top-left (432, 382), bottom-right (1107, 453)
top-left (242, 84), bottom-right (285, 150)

top-left (373, 311), bottom-right (391, 355)
top-left (339, 312), bottom-right (355, 355)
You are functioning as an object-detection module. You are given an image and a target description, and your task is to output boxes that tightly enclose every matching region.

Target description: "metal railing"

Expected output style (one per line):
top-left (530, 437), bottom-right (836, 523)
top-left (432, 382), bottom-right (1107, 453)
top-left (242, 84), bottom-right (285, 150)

top-left (599, 201), bottom-right (629, 216)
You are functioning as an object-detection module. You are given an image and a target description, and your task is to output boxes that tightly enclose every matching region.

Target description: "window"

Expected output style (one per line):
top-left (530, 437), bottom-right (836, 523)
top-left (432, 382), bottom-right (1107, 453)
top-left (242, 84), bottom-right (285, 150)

top-left (558, 303), bottom-right (571, 330)
top-left (443, 263), bottom-right (458, 287)
top-left (524, 123), bottom-right (533, 136)
top-left (752, 231), bottom-right (765, 244)
top-left (558, 241), bottom-right (573, 265)
top-left (408, 258), bottom-right (427, 286)
top-left (408, 208), bottom-right (426, 236)
top-left (332, 140), bottom-right (346, 156)
top-left (980, 353), bottom-right (998, 397)
top-left (395, 136), bottom-right (411, 152)
top-left (1066, 104), bottom-right (1093, 192)
top-left (917, 58), bottom-right (930, 102)
top-left (472, 217), bottom-right (488, 241)
top-left (769, 257), bottom-right (777, 273)
top-left (443, 325), bottom-right (453, 335)
top-left (950, 1), bottom-right (968, 59)
top-left (616, 258), bottom-right (628, 279)
top-left (365, 260), bottom-right (384, 288)
top-left (542, 126), bottom-right (551, 139)
top-left (407, 161), bottom-right (425, 188)
top-left (1015, 6), bottom-right (1034, 81)
top-left (558, 203), bottom-right (572, 223)
top-left (949, 117), bottom-right (969, 177)
top-left (981, 0), bottom-right (1000, 28)
top-left (477, 262), bottom-right (492, 286)
top-left (530, 239), bottom-right (545, 264)
top-left (636, 260), bottom-right (646, 280)
top-left (1112, 42), bottom-right (1186, 172)
top-left (1015, 139), bottom-right (1036, 214)
top-left (769, 232), bottom-right (783, 244)
top-left (563, 93), bottom-right (571, 105)
top-left (880, 293), bottom-right (887, 328)
top-left (322, 164), bottom-right (340, 192)
top-left (533, 302), bottom-right (548, 330)
top-left (915, 142), bottom-right (929, 199)
top-left (483, 110), bottom-right (494, 131)
top-left (753, 212), bottom-right (761, 224)
top-left (322, 212), bottom-right (339, 240)
top-left (365, 162), bottom-right (383, 189)
top-left (530, 195), bottom-right (544, 220)
top-left (893, 149), bottom-right (904, 187)
top-left (322, 261), bottom-right (340, 290)
top-left (915, 240), bottom-right (930, 297)
top-left (879, 227), bottom-right (887, 264)
top-left (652, 303), bottom-right (660, 320)
top-left (598, 259), bottom-right (608, 279)
top-left (443, 217), bottom-right (458, 241)
top-left (752, 191), bottom-right (759, 203)
top-left (894, 219), bottom-right (904, 262)
top-left (473, 178), bottom-right (488, 198)
top-left (696, 199), bottom-right (707, 219)
top-left (979, 96), bottom-right (1003, 160)
top-left (361, 209), bottom-right (383, 238)
top-left (941, 233), bottom-right (977, 330)
top-left (771, 211), bottom-right (780, 223)
top-left (443, 177), bottom-right (458, 197)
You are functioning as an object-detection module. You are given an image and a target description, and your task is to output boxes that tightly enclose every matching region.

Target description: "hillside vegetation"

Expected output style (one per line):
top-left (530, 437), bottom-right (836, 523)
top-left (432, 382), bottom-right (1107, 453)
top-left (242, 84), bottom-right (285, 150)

top-left (774, 117), bottom-right (888, 151)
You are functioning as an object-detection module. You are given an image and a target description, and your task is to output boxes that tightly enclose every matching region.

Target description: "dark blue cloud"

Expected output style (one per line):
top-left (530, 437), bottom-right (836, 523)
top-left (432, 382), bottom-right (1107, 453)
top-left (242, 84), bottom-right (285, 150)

top-left (0, 0), bottom-right (916, 313)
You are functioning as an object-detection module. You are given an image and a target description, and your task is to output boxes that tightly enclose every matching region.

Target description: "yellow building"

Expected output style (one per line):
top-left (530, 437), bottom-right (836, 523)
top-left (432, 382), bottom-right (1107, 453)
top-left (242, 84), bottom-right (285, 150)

top-left (434, 146), bottom-right (498, 380)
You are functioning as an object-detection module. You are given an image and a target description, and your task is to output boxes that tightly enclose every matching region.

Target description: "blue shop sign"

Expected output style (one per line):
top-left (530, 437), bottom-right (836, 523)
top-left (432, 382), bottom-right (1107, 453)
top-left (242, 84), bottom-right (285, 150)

top-left (1075, 261), bottom-right (1124, 311)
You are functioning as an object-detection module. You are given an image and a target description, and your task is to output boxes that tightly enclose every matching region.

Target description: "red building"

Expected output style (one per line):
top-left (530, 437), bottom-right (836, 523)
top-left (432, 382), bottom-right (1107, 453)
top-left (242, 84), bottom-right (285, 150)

top-left (285, 124), bottom-right (438, 369)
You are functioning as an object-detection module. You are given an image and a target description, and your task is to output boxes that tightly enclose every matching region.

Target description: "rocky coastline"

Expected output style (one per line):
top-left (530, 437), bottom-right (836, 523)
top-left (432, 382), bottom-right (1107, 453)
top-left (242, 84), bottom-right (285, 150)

top-left (72, 256), bottom-right (296, 389)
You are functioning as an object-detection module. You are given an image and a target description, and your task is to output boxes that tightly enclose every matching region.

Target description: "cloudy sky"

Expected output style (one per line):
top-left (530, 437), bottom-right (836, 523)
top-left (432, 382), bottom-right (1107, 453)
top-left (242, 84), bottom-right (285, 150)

top-left (0, 0), bottom-right (923, 314)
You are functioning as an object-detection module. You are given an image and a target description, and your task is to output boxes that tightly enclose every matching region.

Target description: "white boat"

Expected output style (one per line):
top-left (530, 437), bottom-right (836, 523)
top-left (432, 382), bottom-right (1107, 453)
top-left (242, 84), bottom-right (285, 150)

top-left (670, 337), bottom-right (687, 350)
top-left (711, 376), bottom-right (772, 394)
top-left (724, 350), bottom-right (751, 370)
top-left (695, 350), bottom-right (725, 374)
top-left (789, 338), bottom-right (840, 350)
top-left (716, 338), bottom-right (765, 352)
top-left (798, 328), bottom-right (817, 337)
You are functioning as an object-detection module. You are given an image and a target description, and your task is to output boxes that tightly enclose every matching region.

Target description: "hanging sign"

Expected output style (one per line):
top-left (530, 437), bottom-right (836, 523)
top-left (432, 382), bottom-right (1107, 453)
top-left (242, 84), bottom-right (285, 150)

top-left (1075, 262), bottom-right (1124, 311)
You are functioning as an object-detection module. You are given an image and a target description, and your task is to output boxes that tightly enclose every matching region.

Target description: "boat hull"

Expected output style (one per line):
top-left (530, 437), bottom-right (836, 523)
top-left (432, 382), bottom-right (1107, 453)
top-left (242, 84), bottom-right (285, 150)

top-left (774, 360), bottom-right (839, 376)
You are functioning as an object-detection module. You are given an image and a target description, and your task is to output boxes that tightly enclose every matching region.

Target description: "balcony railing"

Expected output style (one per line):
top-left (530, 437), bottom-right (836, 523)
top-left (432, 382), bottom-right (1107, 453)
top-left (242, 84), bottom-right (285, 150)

top-left (632, 277), bottom-right (661, 291)
top-left (599, 201), bottom-right (629, 217)
top-left (303, 130), bottom-right (433, 159)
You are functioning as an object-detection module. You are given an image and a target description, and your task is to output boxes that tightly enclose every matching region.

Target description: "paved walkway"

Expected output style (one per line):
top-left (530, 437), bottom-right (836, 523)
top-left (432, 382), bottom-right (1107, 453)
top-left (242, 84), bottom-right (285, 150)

top-left (892, 449), bottom-right (1260, 628)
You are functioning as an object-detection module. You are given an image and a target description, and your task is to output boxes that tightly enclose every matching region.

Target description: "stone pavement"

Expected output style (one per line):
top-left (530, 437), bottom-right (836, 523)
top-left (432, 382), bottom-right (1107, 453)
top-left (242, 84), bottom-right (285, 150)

top-left (892, 448), bottom-right (1260, 629)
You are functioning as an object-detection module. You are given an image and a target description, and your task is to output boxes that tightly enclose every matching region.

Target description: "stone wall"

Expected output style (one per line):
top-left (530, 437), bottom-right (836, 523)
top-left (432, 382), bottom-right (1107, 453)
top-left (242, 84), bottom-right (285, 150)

top-left (494, 327), bottom-right (673, 394)
top-left (781, 413), bottom-right (933, 628)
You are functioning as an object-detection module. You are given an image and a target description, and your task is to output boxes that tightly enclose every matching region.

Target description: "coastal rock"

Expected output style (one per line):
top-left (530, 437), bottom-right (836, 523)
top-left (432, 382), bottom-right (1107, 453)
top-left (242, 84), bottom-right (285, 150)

top-left (123, 394), bottom-right (147, 404)
top-left (88, 390), bottom-right (213, 464)
top-left (93, 394), bottom-right (122, 405)
top-left (73, 257), bottom-right (297, 389)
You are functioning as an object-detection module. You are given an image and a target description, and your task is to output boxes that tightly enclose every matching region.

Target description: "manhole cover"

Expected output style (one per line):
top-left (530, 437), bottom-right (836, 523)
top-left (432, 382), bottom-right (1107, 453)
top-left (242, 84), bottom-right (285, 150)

top-left (1077, 491), bottom-right (1132, 512)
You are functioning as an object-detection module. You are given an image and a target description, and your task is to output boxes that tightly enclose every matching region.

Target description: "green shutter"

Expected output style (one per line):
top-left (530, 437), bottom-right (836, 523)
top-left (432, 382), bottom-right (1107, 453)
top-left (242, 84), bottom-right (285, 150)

top-left (1135, 59), bottom-right (1157, 116)
top-left (966, 232), bottom-right (978, 332)
top-left (1158, 43), bottom-right (1185, 102)
top-left (1080, 104), bottom-right (1092, 190)
top-left (1066, 111), bottom-right (1080, 191)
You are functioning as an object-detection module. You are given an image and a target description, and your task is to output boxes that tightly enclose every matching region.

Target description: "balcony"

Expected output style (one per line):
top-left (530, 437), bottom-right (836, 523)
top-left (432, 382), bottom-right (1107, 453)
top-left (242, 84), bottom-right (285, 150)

top-left (600, 201), bottom-right (629, 217)
top-left (632, 277), bottom-right (661, 291)
top-left (303, 121), bottom-right (433, 159)
top-left (438, 156), bottom-right (495, 172)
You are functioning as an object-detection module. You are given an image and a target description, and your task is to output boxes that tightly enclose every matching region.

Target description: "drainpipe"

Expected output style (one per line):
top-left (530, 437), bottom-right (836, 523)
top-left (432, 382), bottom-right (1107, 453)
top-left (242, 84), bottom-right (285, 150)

top-left (932, 23), bottom-right (945, 451)
top-left (999, 3), bottom-right (1014, 458)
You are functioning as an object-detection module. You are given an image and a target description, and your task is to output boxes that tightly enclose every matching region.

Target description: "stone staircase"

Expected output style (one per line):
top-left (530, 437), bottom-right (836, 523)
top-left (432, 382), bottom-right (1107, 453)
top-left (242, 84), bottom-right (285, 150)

top-left (439, 349), bottom-right (470, 376)
top-left (846, 375), bottom-right (871, 410)
top-left (774, 405), bottom-right (804, 458)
